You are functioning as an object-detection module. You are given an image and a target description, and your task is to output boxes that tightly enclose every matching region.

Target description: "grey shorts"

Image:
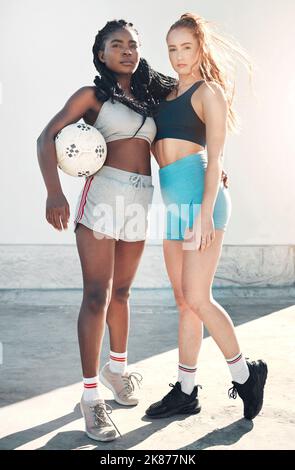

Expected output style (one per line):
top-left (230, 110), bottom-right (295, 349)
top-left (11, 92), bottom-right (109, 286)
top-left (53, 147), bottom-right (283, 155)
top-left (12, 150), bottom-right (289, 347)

top-left (74, 165), bottom-right (154, 241)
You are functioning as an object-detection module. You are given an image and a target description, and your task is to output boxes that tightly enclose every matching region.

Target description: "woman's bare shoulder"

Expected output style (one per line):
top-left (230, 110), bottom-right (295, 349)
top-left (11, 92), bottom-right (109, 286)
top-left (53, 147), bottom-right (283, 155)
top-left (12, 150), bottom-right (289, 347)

top-left (198, 80), bottom-right (226, 101)
top-left (37, 86), bottom-right (103, 138)
top-left (73, 85), bottom-right (102, 106)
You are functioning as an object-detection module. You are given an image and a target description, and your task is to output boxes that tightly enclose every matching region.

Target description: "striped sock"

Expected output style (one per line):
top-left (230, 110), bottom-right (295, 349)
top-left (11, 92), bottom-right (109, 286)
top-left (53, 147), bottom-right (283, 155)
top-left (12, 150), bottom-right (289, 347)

top-left (178, 363), bottom-right (197, 395)
top-left (109, 350), bottom-right (127, 374)
top-left (226, 352), bottom-right (250, 384)
top-left (83, 376), bottom-right (101, 402)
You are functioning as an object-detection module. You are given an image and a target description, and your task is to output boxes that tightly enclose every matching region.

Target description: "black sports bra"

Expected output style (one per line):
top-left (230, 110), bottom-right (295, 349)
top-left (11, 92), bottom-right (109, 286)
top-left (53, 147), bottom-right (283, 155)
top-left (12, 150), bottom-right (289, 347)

top-left (154, 80), bottom-right (206, 147)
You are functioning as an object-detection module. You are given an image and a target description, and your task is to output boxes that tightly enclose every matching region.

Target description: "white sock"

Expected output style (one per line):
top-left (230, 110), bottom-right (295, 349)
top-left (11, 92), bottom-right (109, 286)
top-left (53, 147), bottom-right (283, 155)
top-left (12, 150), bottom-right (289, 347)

top-left (109, 350), bottom-right (127, 374)
top-left (83, 376), bottom-right (102, 401)
top-left (178, 363), bottom-right (197, 395)
top-left (226, 352), bottom-right (250, 384)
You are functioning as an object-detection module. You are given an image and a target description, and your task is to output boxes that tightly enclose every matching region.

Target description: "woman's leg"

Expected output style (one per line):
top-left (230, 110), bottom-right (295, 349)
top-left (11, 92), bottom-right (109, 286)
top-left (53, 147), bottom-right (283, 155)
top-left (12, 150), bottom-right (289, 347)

top-left (182, 229), bottom-right (268, 420)
top-left (182, 229), bottom-right (241, 359)
top-left (99, 239), bottom-right (146, 406)
top-left (106, 239), bottom-right (146, 354)
top-left (163, 239), bottom-right (203, 368)
top-left (75, 223), bottom-right (116, 378)
top-left (76, 224), bottom-right (122, 441)
top-left (145, 240), bottom-right (203, 417)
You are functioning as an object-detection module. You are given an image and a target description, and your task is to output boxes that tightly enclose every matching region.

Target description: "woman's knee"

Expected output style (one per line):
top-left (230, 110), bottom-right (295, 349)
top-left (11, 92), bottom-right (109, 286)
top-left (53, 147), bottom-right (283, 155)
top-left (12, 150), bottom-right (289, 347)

top-left (182, 289), bottom-right (212, 315)
top-left (83, 284), bottom-right (112, 314)
top-left (173, 290), bottom-right (189, 312)
top-left (112, 285), bottom-right (131, 304)
top-left (189, 300), bottom-right (212, 317)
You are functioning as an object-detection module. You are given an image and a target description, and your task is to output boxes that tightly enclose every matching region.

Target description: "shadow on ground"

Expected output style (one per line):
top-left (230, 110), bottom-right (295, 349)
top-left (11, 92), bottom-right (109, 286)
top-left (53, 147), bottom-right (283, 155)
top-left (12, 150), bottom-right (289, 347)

top-left (0, 288), bottom-right (293, 406)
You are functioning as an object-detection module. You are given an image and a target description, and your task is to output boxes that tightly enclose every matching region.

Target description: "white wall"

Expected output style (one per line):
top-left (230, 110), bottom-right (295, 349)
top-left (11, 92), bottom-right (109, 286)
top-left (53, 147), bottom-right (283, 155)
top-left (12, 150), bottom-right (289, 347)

top-left (0, 0), bottom-right (294, 245)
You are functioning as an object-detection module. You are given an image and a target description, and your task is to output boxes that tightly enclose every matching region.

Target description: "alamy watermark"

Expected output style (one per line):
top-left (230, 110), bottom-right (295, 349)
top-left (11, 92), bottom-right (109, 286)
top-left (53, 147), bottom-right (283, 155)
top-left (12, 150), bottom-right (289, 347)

top-left (85, 196), bottom-right (203, 250)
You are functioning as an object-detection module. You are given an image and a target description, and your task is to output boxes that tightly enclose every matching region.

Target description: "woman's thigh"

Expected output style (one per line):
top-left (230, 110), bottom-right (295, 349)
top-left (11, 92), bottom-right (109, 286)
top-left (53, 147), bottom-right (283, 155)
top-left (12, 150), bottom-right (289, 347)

top-left (163, 239), bottom-right (186, 304)
top-left (182, 229), bottom-right (225, 306)
top-left (75, 223), bottom-right (116, 296)
top-left (112, 239), bottom-right (146, 297)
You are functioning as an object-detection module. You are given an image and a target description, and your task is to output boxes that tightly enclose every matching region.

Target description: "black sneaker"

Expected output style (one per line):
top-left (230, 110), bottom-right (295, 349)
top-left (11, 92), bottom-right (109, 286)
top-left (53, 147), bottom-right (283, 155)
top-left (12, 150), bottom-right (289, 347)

top-left (228, 359), bottom-right (268, 420)
top-left (145, 381), bottom-right (202, 419)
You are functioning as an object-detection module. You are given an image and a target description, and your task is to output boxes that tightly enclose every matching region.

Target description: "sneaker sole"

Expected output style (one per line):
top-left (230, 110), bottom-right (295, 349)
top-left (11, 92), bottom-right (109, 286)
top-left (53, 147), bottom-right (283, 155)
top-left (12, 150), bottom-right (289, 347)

top-left (245, 361), bottom-right (268, 420)
top-left (255, 361), bottom-right (268, 413)
top-left (85, 430), bottom-right (117, 442)
top-left (146, 402), bottom-right (201, 419)
top-left (260, 362), bottom-right (268, 389)
top-left (80, 402), bottom-right (118, 442)
top-left (99, 373), bottom-right (138, 407)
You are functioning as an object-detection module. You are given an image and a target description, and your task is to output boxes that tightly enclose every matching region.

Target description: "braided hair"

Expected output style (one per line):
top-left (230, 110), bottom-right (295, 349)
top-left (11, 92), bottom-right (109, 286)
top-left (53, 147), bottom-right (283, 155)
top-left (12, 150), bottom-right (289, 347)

top-left (92, 19), bottom-right (176, 137)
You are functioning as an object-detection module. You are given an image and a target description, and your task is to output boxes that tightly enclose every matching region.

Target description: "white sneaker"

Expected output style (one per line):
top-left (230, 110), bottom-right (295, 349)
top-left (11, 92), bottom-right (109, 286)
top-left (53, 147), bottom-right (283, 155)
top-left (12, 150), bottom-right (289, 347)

top-left (99, 362), bottom-right (143, 406)
top-left (80, 395), bottom-right (120, 441)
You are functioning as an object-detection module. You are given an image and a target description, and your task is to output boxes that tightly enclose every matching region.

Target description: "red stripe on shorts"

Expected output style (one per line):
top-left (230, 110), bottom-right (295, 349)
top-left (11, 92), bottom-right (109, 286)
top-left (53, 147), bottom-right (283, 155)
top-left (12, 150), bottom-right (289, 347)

top-left (75, 176), bottom-right (94, 224)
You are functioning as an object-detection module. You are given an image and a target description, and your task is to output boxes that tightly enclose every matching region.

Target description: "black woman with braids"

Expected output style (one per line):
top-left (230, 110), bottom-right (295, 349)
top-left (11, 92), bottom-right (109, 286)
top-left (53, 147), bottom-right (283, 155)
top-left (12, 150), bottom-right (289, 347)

top-left (36, 18), bottom-right (181, 442)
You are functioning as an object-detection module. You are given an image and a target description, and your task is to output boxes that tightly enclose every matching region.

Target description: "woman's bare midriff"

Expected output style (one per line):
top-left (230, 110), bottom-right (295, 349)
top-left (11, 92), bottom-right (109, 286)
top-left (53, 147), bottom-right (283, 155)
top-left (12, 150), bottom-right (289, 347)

top-left (154, 138), bottom-right (205, 168)
top-left (103, 138), bottom-right (152, 176)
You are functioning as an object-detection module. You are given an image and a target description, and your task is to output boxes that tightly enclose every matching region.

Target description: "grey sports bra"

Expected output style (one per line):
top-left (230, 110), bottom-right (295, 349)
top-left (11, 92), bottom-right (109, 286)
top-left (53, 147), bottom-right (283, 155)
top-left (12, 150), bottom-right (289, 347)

top-left (92, 99), bottom-right (157, 145)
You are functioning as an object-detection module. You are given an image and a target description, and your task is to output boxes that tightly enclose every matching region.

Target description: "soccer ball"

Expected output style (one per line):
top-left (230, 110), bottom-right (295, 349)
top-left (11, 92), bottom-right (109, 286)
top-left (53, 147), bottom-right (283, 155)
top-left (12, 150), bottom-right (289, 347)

top-left (55, 122), bottom-right (107, 177)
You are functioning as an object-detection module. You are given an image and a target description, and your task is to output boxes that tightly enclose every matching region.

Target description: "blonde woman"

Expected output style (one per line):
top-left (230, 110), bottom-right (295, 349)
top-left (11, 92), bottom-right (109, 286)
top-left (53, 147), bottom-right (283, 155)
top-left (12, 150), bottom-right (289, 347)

top-left (146, 13), bottom-right (267, 420)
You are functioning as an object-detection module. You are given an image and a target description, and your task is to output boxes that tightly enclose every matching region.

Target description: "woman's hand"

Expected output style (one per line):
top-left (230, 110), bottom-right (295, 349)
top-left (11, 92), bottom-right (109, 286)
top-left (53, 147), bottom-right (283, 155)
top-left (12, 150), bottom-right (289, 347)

top-left (221, 169), bottom-right (229, 188)
top-left (46, 192), bottom-right (70, 231)
top-left (184, 210), bottom-right (215, 251)
top-left (198, 212), bottom-right (215, 251)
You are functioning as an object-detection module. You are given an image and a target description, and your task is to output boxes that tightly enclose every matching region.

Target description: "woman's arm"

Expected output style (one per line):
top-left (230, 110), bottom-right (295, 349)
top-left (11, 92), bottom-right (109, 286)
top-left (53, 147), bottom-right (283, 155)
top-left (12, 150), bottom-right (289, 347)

top-left (200, 82), bottom-right (228, 215)
top-left (37, 86), bottom-right (99, 230)
top-left (191, 82), bottom-right (228, 250)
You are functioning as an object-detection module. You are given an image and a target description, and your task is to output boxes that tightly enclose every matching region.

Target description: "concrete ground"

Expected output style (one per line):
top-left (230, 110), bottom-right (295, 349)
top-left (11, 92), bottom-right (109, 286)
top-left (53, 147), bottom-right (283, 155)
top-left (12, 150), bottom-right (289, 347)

top-left (0, 288), bottom-right (294, 450)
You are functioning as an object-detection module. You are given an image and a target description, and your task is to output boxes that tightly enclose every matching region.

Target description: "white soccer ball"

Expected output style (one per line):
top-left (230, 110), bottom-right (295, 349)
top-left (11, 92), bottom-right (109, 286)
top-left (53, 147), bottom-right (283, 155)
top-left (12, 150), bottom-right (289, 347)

top-left (55, 122), bottom-right (107, 177)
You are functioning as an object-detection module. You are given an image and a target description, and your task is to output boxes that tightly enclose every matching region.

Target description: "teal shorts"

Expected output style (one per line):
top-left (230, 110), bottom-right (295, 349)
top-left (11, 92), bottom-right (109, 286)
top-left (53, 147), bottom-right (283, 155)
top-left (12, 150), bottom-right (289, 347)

top-left (159, 152), bottom-right (232, 240)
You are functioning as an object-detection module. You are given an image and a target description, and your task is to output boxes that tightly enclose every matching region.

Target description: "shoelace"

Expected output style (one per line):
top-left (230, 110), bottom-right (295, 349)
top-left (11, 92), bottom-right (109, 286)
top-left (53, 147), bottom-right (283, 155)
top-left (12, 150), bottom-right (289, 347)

top-left (91, 402), bottom-right (122, 437)
top-left (228, 357), bottom-right (250, 400)
top-left (228, 385), bottom-right (238, 399)
top-left (163, 383), bottom-right (203, 403)
top-left (122, 372), bottom-right (143, 396)
top-left (162, 383), bottom-right (181, 403)
top-left (129, 174), bottom-right (146, 189)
